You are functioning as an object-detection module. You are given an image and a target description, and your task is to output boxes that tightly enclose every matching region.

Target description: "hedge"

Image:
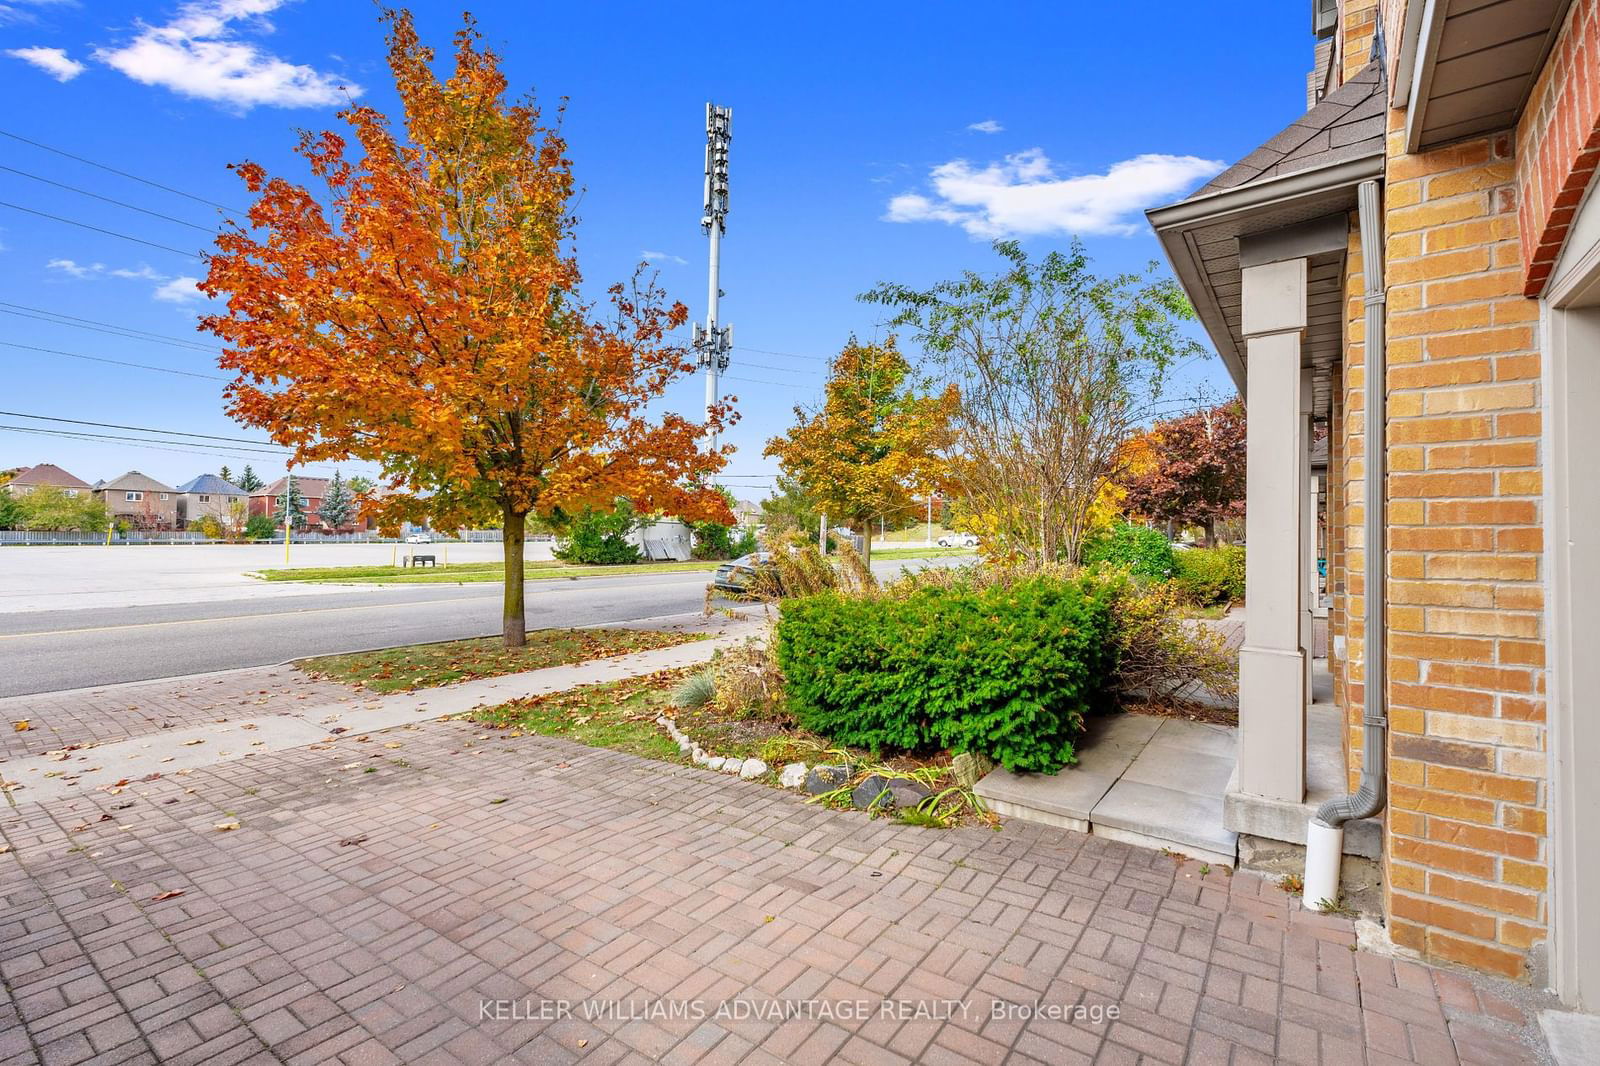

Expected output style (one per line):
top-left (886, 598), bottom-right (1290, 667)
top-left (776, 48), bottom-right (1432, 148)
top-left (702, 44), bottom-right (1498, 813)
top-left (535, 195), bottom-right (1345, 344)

top-left (774, 575), bottom-right (1117, 773)
top-left (1171, 545), bottom-right (1245, 606)
top-left (1081, 522), bottom-right (1174, 580)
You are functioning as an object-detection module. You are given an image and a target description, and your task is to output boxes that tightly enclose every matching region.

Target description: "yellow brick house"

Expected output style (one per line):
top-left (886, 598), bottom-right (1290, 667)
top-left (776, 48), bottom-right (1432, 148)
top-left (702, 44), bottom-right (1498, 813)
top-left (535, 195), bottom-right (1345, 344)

top-left (1148, 0), bottom-right (1600, 1005)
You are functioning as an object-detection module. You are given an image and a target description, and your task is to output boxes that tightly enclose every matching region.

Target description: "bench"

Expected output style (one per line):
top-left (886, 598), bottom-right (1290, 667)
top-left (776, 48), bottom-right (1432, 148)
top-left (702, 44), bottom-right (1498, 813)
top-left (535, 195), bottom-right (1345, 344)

top-left (404, 554), bottom-right (437, 568)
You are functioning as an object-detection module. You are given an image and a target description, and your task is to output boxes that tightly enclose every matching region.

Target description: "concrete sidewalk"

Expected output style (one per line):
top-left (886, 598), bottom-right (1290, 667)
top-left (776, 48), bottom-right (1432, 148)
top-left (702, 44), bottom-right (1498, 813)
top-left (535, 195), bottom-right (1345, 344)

top-left (3, 619), bottom-right (759, 805)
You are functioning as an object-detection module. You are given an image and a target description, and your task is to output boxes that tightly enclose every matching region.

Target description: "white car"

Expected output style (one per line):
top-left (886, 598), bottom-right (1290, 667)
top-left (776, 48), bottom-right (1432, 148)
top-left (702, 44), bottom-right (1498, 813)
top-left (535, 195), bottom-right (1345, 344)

top-left (405, 531), bottom-right (433, 544)
top-left (937, 532), bottom-right (979, 548)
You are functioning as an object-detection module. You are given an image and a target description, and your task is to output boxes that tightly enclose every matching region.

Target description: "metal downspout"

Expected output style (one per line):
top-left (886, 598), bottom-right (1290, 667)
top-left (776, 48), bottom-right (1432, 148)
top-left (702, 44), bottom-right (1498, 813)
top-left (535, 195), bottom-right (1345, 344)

top-left (1320, 178), bottom-right (1389, 831)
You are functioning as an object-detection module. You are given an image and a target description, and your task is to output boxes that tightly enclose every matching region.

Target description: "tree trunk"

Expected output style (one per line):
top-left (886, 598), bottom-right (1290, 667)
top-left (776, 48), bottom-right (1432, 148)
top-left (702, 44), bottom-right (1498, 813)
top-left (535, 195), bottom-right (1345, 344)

top-left (502, 506), bottom-right (527, 648)
top-left (862, 522), bottom-right (872, 570)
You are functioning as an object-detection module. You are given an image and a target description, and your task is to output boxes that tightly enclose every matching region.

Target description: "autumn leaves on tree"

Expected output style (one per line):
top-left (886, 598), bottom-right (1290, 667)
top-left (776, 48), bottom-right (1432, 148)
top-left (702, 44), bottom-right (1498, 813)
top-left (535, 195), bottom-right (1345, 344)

top-left (200, 10), bottom-right (731, 646)
top-left (765, 338), bottom-right (956, 567)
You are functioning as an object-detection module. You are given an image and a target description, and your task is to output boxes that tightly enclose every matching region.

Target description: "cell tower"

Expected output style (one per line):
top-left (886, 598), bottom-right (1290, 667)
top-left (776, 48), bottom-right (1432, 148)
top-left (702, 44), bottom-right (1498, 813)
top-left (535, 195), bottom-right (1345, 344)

top-left (693, 103), bottom-right (733, 450)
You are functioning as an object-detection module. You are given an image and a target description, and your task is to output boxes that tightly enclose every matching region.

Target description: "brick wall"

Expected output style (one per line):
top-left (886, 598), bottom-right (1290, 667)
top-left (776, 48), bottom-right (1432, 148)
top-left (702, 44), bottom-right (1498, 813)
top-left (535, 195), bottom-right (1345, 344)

top-left (1372, 115), bottom-right (1548, 979)
top-left (1516, 0), bottom-right (1600, 295)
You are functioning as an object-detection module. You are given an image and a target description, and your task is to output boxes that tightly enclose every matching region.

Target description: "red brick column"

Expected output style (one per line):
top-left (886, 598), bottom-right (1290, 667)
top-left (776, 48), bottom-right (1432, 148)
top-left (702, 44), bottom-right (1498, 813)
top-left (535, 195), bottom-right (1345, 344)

top-left (1517, 0), bottom-right (1600, 295)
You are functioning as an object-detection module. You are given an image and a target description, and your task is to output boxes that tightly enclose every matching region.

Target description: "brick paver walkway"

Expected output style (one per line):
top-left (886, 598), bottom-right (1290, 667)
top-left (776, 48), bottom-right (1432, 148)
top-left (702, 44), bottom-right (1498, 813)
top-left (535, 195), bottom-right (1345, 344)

top-left (1, 708), bottom-right (1557, 1065)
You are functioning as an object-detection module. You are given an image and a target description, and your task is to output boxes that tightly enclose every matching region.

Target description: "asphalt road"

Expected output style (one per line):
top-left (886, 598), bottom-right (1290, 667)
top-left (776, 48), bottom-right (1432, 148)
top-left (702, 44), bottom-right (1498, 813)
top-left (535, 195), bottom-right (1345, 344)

top-left (0, 559), bottom-right (958, 697)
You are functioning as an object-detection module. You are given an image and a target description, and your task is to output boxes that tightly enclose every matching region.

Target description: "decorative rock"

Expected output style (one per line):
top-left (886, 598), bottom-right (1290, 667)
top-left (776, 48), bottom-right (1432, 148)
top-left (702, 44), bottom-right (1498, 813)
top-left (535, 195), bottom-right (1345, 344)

top-left (739, 759), bottom-right (768, 780)
top-left (804, 765), bottom-right (851, 795)
top-left (722, 758), bottom-right (744, 775)
top-left (707, 756), bottom-right (726, 771)
top-left (779, 763), bottom-right (808, 789)
top-left (888, 781), bottom-right (932, 810)
top-left (852, 774), bottom-right (895, 811)
top-left (692, 746), bottom-right (708, 765)
top-left (951, 752), bottom-right (994, 789)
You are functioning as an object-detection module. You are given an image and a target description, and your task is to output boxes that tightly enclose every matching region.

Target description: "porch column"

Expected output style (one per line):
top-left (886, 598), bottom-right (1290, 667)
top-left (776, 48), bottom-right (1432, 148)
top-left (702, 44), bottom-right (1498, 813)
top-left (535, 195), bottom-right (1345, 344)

top-left (1301, 370), bottom-right (1316, 706)
top-left (1238, 258), bottom-right (1308, 802)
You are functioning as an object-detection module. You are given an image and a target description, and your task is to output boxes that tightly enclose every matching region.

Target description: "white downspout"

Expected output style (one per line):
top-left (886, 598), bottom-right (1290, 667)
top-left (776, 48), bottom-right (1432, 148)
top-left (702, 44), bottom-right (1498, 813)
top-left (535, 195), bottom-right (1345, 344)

top-left (1304, 177), bottom-right (1388, 909)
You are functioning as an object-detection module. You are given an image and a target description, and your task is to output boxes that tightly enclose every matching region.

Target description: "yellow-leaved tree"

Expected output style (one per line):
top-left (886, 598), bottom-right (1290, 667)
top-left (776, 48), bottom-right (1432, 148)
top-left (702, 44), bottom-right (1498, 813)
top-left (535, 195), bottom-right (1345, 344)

top-left (200, 10), bottom-right (731, 646)
top-left (765, 338), bottom-right (956, 566)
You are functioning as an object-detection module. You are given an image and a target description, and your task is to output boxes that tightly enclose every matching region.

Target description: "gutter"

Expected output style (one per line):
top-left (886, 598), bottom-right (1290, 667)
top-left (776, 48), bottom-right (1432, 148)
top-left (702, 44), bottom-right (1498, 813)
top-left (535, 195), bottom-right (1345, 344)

top-left (1303, 178), bottom-right (1388, 908)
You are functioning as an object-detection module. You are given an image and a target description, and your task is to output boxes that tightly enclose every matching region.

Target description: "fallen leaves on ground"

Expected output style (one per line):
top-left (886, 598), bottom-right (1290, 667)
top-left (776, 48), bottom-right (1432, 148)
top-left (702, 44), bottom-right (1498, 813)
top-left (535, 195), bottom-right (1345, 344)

top-left (339, 835), bottom-right (368, 847)
top-left (13, 721), bottom-right (29, 732)
top-left (151, 890), bottom-right (185, 902)
top-left (214, 821), bottom-right (240, 832)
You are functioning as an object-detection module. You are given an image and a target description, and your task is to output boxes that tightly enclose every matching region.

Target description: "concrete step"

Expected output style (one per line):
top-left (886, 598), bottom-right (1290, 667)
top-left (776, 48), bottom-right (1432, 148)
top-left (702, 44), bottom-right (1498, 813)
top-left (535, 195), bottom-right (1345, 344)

top-left (975, 714), bottom-right (1240, 867)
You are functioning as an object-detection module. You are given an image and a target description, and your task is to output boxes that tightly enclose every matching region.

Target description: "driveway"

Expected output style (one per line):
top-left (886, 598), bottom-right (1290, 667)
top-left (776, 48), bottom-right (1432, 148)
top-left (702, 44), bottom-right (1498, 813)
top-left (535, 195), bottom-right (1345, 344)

top-left (0, 702), bottom-right (1555, 1065)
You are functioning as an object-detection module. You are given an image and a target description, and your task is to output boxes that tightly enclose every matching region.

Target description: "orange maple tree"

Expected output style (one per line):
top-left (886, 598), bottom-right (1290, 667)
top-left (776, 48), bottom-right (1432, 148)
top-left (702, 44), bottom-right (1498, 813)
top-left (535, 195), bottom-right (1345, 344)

top-left (200, 10), bottom-right (732, 646)
top-left (765, 337), bottom-right (956, 566)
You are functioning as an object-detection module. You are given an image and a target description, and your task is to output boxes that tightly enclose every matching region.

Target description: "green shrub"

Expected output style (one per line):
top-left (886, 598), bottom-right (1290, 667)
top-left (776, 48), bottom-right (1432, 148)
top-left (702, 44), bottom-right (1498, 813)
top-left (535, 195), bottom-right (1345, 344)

top-left (1171, 545), bottom-right (1246, 606)
top-left (245, 513), bottom-right (277, 540)
top-left (692, 521), bottom-right (759, 560)
top-left (774, 574), bottom-right (1116, 773)
top-left (1082, 522), bottom-right (1175, 579)
top-left (554, 504), bottom-right (641, 565)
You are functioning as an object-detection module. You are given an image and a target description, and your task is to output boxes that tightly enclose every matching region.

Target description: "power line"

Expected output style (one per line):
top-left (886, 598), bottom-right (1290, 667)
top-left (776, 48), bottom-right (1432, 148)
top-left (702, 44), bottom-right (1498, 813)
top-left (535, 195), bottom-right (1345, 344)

top-left (0, 423), bottom-right (288, 459)
top-left (0, 201), bottom-right (204, 259)
top-left (0, 424), bottom-right (332, 472)
top-left (0, 410), bottom-right (280, 447)
top-left (0, 340), bottom-right (224, 381)
top-left (0, 128), bottom-right (243, 214)
top-left (0, 304), bottom-right (220, 353)
top-left (0, 166), bottom-right (219, 234)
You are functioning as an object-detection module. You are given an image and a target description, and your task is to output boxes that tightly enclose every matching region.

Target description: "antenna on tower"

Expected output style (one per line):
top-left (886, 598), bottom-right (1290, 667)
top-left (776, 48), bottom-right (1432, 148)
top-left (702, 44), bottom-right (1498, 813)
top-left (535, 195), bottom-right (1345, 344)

top-left (695, 102), bottom-right (733, 452)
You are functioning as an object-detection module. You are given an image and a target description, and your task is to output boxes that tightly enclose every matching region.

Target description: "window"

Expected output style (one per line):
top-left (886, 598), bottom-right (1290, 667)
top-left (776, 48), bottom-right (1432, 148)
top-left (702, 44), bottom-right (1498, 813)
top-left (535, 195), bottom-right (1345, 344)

top-left (65, 489), bottom-right (78, 498)
top-left (125, 491), bottom-right (143, 502)
top-left (160, 493), bottom-right (169, 500)
top-left (198, 495), bottom-right (211, 502)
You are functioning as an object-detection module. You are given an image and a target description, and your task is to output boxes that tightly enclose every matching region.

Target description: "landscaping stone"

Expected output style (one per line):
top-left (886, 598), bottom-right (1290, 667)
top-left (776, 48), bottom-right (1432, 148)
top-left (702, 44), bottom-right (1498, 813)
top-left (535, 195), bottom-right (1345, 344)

top-left (779, 762), bottom-right (808, 789)
top-left (889, 780), bottom-right (932, 809)
top-left (951, 751), bottom-right (994, 789)
top-left (739, 758), bottom-right (768, 780)
top-left (852, 774), bottom-right (895, 811)
top-left (722, 757), bottom-right (744, 775)
top-left (691, 746), bottom-right (708, 765)
top-left (804, 764), bottom-right (850, 795)
top-left (707, 756), bottom-right (726, 771)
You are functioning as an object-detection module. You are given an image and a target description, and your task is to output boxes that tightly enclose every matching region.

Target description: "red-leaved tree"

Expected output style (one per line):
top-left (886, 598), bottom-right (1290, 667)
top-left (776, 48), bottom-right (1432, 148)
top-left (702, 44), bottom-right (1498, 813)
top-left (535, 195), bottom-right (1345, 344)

top-left (1122, 400), bottom-right (1245, 544)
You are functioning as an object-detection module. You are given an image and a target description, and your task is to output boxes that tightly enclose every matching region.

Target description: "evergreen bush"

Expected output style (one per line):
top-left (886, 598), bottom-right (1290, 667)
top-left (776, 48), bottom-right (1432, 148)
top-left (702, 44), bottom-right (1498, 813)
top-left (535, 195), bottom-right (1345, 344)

top-left (774, 574), bottom-right (1116, 773)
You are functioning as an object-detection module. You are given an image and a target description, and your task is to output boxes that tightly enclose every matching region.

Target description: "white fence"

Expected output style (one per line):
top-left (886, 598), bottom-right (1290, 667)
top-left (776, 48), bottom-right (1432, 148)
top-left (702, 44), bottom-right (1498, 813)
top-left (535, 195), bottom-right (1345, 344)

top-left (0, 529), bottom-right (548, 546)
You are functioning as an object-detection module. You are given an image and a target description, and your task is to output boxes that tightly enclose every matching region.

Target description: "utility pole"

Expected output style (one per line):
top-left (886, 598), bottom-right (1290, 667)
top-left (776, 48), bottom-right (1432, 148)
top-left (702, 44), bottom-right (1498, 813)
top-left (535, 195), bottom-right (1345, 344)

top-left (693, 103), bottom-right (733, 452)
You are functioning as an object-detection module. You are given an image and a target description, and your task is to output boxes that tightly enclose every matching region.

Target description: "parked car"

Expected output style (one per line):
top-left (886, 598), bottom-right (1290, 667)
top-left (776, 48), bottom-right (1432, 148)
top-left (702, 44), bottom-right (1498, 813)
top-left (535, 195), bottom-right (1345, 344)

top-left (711, 552), bottom-right (779, 596)
top-left (405, 531), bottom-right (433, 544)
top-left (936, 532), bottom-right (979, 548)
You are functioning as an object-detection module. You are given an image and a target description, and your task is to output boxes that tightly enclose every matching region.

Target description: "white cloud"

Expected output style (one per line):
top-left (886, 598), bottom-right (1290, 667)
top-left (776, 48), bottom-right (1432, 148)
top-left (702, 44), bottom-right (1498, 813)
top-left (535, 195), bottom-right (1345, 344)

top-left (966, 119), bottom-right (1003, 134)
top-left (6, 45), bottom-right (84, 80)
top-left (641, 250), bottom-right (687, 265)
top-left (46, 257), bottom-right (102, 278)
top-left (885, 148), bottom-right (1224, 238)
top-left (109, 264), bottom-right (164, 280)
top-left (153, 275), bottom-right (204, 302)
top-left (45, 259), bottom-right (206, 304)
top-left (94, 0), bottom-right (360, 111)
top-left (0, 0), bottom-right (75, 29)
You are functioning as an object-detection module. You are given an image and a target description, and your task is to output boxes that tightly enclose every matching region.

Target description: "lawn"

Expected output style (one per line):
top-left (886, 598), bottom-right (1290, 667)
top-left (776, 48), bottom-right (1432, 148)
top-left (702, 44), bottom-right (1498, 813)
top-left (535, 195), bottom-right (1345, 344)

top-left (255, 559), bottom-right (722, 584)
top-left (256, 550), bottom-right (961, 584)
top-left (298, 628), bottom-right (701, 692)
top-left (871, 545), bottom-right (975, 561)
top-left (471, 668), bottom-right (692, 762)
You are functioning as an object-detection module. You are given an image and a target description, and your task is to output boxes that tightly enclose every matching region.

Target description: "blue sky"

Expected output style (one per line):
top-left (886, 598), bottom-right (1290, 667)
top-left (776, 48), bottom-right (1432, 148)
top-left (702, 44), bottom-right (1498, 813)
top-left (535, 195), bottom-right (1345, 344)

top-left (1, 0), bottom-right (1311, 500)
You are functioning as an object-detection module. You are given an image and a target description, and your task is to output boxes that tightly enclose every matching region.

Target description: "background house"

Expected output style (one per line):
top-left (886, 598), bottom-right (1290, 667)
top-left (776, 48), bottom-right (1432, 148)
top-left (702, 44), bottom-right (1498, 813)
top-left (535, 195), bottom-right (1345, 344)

top-left (3, 463), bottom-right (92, 498)
top-left (175, 473), bottom-right (247, 526)
top-left (93, 471), bottom-right (179, 530)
